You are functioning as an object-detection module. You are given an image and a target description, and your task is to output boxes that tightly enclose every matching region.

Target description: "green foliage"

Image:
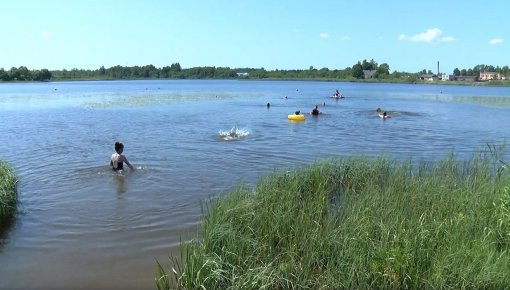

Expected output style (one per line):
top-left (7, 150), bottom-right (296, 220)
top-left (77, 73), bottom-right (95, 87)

top-left (157, 153), bottom-right (510, 289)
top-left (376, 63), bottom-right (390, 76)
top-left (2, 61), bottom-right (510, 82)
top-left (361, 59), bottom-right (377, 70)
top-left (0, 160), bottom-right (17, 227)
top-left (0, 66), bottom-right (51, 81)
top-left (351, 62), bottom-right (364, 79)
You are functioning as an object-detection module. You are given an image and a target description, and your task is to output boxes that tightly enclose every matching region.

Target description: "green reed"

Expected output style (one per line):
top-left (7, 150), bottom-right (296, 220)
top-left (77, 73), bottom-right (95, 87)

top-left (157, 153), bottom-right (510, 289)
top-left (0, 160), bottom-right (18, 227)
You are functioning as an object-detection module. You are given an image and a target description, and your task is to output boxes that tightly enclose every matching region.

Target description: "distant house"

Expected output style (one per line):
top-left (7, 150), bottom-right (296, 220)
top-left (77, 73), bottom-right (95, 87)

top-left (479, 71), bottom-right (498, 81)
top-left (441, 74), bottom-right (455, 81)
top-left (363, 70), bottom-right (377, 79)
top-left (236, 72), bottom-right (249, 78)
top-left (420, 74), bottom-right (439, 81)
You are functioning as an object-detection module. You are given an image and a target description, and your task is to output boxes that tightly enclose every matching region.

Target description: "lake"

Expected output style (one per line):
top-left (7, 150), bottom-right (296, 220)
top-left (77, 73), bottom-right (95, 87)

top-left (0, 80), bottom-right (509, 290)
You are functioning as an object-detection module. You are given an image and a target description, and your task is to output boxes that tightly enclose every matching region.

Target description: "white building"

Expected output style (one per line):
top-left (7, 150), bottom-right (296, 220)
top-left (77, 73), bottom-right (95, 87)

top-left (441, 74), bottom-right (454, 81)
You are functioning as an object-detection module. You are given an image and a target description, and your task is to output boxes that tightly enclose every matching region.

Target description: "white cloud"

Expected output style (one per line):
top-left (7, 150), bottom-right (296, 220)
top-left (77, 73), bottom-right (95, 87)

top-left (398, 28), bottom-right (454, 43)
top-left (319, 33), bottom-right (330, 39)
top-left (342, 35), bottom-right (350, 40)
top-left (41, 31), bottom-right (52, 39)
top-left (489, 38), bottom-right (504, 45)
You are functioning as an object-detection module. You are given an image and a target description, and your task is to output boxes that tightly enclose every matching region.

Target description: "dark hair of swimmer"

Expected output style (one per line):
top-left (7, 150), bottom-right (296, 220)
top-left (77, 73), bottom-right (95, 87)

top-left (115, 142), bottom-right (124, 153)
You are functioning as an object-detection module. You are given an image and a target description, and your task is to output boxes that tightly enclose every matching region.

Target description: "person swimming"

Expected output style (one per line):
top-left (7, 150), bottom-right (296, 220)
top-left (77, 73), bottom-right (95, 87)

top-left (379, 111), bottom-right (391, 119)
top-left (333, 89), bottom-right (343, 98)
top-left (110, 141), bottom-right (134, 171)
top-left (310, 105), bottom-right (321, 116)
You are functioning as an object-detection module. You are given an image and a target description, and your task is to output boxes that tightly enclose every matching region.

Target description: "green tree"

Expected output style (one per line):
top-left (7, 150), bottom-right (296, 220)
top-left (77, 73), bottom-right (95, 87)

top-left (502, 66), bottom-right (509, 77)
top-left (32, 69), bottom-right (52, 81)
top-left (376, 63), bottom-right (390, 76)
top-left (318, 67), bottom-right (329, 78)
top-left (391, 71), bottom-right (402, 79)
top-left (352, 62), bottom-right (364, 79)
top-left (453, 68), bottom-right (460, 76)
top-left (170, 63), bottom-right (182, 72)
top-left (10, 66), bottom-right (32, 81)
top-left (361, 59), bottom-right (377, 70)
top-left (0, 68), bottom-right (10, 81)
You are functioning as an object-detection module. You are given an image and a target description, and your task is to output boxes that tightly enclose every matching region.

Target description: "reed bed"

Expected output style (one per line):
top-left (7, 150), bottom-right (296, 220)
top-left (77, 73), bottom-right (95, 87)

top-left (0, 160), bottom-right (18, 228)
top-left (157, 154), bottom-right (510, 289)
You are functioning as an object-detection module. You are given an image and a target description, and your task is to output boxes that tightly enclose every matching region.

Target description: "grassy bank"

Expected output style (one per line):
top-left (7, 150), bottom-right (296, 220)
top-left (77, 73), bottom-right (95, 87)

top-left (0, 160), bottom-right (18, 228)
top-left (157, 154), bottom-right (510, 289)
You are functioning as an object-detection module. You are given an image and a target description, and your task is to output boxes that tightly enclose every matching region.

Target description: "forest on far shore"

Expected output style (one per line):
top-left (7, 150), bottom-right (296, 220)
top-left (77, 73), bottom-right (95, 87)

top-left (1, 59), bottom-right (510, 83)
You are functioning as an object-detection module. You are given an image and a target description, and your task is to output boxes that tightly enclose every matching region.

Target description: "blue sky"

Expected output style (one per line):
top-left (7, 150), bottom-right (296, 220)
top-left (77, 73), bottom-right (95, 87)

top-left (1, 0), bottom-right (508, 74)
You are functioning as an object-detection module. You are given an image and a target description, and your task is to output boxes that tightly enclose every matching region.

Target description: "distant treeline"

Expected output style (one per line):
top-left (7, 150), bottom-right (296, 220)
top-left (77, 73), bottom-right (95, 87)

top-left (1, 60), bottom-right (509, 82)
top-left (0, 66), bottom-right (52, 81)
top-left (452, 64), bottom-right (510, 77)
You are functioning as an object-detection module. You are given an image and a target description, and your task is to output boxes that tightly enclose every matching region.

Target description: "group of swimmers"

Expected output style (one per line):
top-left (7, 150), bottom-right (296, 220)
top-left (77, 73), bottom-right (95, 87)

top-left (112, 92), bottom-right (393, 171)
top-left (308, 89), bottom-right (342, 115)
top-left (280, 89), bottom-right (391, 119)
top-left (309, 105), bottom-right (390, 118)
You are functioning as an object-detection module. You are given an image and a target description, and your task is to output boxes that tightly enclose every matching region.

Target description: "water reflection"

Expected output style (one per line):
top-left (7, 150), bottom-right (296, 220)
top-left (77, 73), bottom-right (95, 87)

top-left (112, 173), bottom-right (126, 194)
top-left (0, 216), bottom-right (15, 250)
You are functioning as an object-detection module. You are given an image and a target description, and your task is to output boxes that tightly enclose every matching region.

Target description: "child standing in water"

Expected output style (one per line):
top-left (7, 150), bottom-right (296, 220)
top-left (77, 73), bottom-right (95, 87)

top-left (110, 141), bottom-right (134, 171)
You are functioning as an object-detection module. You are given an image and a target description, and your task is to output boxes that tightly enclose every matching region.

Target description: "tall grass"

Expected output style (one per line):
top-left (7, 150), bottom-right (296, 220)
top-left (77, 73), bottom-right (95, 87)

top-left (157, 154), bottom-right (510, 289)
top-left (0, 160), bottom-right (18, 228)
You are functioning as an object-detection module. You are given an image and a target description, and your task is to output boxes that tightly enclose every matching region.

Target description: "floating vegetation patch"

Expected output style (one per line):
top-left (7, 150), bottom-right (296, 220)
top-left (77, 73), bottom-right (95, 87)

top-left (447, 95), bottom-right (510, 107)
top-left (82, 92), bottom-right (262, 109)
top-left (391, 93), bottom-right (510, 108)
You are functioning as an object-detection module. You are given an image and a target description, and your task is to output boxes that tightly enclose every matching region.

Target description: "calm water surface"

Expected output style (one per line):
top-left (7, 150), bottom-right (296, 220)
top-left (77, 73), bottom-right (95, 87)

top-left (0, 80), bottom-right (509, 289)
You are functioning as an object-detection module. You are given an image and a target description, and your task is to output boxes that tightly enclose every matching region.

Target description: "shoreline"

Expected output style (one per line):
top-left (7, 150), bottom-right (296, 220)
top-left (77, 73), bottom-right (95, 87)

top-left (2, 77), bottom-right (510, 87)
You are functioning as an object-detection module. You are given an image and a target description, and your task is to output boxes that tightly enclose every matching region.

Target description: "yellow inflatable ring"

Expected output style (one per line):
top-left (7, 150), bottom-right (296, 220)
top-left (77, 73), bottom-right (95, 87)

top-left (288, 114), bottom-right (305, 121)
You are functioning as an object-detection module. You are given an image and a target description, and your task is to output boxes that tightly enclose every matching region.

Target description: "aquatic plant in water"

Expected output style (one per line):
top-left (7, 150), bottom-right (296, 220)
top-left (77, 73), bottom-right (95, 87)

top-left (0, 160), bottom-right (18, 227)
top-left (156, 152), bottom-right (510, 289)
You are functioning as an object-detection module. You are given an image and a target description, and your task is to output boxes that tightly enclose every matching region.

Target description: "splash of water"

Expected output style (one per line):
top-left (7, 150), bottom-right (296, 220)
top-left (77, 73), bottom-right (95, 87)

top-left (218, 127), bottom-right (250, 141)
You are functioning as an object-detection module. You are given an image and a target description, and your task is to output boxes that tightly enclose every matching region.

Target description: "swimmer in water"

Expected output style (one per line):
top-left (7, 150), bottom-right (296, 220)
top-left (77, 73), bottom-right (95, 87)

top-left (110, 142), bottom-right (134, 171)
top-left (379, 111), bottom-right (391, 119)
top-left (310, 105), bottom-right (321, 116)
